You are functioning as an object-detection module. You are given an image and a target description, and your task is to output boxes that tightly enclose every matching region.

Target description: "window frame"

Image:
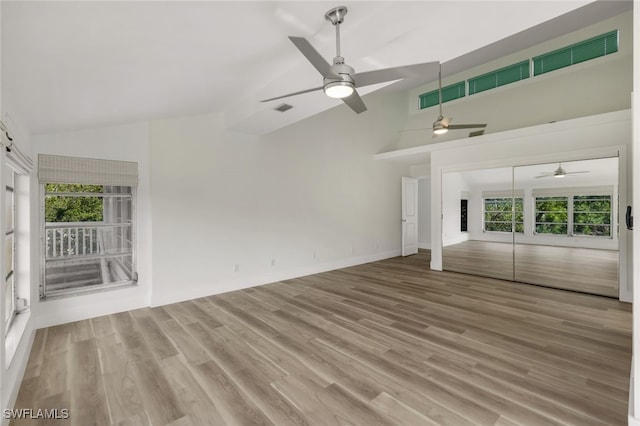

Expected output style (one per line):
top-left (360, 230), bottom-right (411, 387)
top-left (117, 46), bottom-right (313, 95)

top-left (483, 196), bottom-right (524, 234)
top-left (534, 193), bottom-right (613, 238)
top-left (40, 183), bottom-right (137, 299)
top-left (4, 167), bottom-right (16, 333)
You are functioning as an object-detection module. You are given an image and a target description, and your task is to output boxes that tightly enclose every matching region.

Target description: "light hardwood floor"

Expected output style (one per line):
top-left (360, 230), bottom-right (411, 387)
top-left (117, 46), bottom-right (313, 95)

top-left (443, 240), bottom-right (619, 297)
top-left (12, 251), bottom-right (631, 425)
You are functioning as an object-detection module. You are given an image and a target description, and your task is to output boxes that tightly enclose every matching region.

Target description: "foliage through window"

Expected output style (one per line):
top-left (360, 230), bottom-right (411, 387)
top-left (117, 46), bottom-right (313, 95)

top-left (535, 194), bottom-right (612, 237)
top-left (535, 196), bottom-right (568, 235)
top-left (573, 195), bottom-right (611, 237)
top-left (484, 197), bottom-right (524, 233)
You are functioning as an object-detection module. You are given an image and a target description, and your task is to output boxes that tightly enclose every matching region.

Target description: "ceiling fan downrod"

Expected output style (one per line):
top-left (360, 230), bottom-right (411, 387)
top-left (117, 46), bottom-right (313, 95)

top-left (325, 6), bottom-right (348, 61)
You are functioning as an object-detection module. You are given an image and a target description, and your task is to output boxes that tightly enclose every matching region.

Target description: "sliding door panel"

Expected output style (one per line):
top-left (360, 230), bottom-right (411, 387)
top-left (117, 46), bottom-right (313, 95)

top-left (442, 167), bottom-right (515, 281)
top-left (513, 158), bottom-right (619, 297)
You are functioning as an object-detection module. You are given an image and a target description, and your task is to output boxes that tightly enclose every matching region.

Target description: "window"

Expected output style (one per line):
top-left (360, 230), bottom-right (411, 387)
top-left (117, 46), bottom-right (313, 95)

top-left (535, 196), bottom-right (568, 234)
top-left (484, 197), bottom-right (523, 233)
top-left (534, 193), bottom-right (612, 237)
top-left (419, 81), bottom-right (465, 109)
top-left (2, 139), bottom-right (32, 334)
top-left (39, 155), bottom-right (138, 298)
top-left (4, 167), bottom-right (15, 332)
top-left (573, 195), bottom-right (612, 237)
top-left (533, 30), bottom-right (618, 76)
top-left (418, 30), bottom-right (618, 105)
top-left (468, 60), bottom-right (530, 95)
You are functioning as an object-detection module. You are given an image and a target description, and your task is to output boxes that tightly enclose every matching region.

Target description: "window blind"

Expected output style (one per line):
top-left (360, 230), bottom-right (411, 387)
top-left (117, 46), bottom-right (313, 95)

top-left (418, 81), bottom-right (466, 109)
top-left (533, 30), bottom-right (618, 76)
top-left (532, 186), bottom-right (613, 197)
top-left (38, 154), bottom-right (138, 187)
top-left (482, 189), bottom-right (524, 198)
top-left (468, 60), bottom-right (530, 95)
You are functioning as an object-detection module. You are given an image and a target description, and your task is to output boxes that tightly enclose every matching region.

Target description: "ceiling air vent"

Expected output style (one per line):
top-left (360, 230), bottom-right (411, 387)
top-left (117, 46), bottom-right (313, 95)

top-left (274, 103), bottom-right (293, 113)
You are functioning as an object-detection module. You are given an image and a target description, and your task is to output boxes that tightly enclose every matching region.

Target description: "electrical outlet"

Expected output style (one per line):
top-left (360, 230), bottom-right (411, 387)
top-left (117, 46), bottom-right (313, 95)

top-left (233, 264), bottom-right (240, 272)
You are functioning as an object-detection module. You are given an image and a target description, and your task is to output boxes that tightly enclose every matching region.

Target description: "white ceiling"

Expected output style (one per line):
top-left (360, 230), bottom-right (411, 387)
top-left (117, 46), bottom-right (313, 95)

top-left (454, 157), bottom-right (619, 189)
top-left (2, 1), bottom-right (625, 136)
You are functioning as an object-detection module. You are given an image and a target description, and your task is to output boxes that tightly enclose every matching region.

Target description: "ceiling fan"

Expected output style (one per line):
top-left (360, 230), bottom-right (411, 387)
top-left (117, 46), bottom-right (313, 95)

top-left (534, 162), bottom-right (590, 179)
top-left (432, 63), bottom-right (487, 137)
top-left (260, 6), bottom-right (439, 114)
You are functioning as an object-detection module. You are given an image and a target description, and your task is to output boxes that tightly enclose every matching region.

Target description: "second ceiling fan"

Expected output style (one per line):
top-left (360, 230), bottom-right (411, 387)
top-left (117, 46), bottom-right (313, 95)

top-left (261, 6), bottom-right (440, 114)
top-left (432, 64), bottom-right (487, 137)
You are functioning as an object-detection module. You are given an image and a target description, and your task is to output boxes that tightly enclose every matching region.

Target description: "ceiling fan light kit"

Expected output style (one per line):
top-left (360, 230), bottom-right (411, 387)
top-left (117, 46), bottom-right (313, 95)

top-left (433, 117), bottom-right (448, 135)
top-left (554, 165), bottom-right (566, 178)
top-left (324, 80), bottom-right (354, 98)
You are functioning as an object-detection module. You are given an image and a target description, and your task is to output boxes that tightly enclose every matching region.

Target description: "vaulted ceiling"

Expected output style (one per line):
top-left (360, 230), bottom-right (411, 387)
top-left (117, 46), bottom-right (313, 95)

top-left (1, 1), bottom-right (630, 136)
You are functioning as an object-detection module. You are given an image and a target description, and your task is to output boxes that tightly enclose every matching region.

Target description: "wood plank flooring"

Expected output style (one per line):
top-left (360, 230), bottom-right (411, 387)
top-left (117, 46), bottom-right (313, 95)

top-left (443, 240), bottom-right (618, 297)
top-left (12, 251), bottom-right (632, 425)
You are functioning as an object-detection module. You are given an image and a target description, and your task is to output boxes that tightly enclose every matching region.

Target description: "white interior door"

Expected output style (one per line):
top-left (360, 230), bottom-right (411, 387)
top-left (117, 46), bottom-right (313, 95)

top-left (402, 177), bottom-right (418, 256)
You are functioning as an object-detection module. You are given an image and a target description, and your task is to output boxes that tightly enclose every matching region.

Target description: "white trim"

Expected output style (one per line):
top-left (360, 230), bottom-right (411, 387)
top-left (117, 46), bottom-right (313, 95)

top-left (1, 317), bottom-right (34, 426)
top-left (150, 249), bottom-right (402, 307)
top-left (4, 311), bottom-right (30, 368)
top-left (375, 109), bottom-right (631, 163)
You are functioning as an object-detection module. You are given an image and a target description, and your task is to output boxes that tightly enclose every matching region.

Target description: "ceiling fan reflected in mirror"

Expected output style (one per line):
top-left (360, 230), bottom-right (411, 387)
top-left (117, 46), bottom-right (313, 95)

top-left (261, 6), bottom-right (439, 114)
top-left (534, 163), bottom-right (590, 179)
top-left (432, 63), bottom-right (487, 137)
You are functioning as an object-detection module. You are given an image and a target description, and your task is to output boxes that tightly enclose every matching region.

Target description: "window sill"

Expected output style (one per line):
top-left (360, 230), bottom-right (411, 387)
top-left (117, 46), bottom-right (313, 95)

top-left (42, 281), bottom-right (137, 301)
top-left (5, 309), bottom-right (31, 369)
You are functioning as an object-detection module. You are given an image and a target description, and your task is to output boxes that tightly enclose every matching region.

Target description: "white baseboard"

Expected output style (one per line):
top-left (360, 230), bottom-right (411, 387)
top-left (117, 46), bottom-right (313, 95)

top-left (418, 242), bottom-right (431, 250)
top-left (150, 249), bottom-right (402, 307)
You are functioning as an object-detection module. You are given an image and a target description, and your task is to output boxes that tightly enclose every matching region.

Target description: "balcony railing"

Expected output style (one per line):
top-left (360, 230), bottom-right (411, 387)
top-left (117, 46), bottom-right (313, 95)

top-left (44, 222), bottom-right (134, 295)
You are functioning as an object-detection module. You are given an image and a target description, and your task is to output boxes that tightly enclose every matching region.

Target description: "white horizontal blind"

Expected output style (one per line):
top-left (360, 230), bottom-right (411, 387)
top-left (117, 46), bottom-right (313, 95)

top-left (482, 189), bottom-right (524, 198)
top-left (38, 154), bottom-right (138, 187)
top-left (532, 186), bottom-right (613, 197)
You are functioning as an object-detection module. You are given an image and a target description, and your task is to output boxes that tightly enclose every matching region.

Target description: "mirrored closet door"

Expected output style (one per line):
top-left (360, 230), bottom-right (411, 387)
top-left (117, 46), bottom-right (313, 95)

top-left (441, 167), bottom-right (515, 281)
top-left (441, 157), bottom-right (619, 297)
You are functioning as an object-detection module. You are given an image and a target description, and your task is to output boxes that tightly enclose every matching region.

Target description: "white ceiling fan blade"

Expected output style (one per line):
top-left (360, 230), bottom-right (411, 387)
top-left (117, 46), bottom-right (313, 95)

top-left (341, 90), bottom-right (367, 114)
top-left (260, 86), bottom-right (324, 102)
top-left (352, 61), bottom-right (440, 88)
top-left (288, 36), bottom-right (335, 77)
top-left (535, 173), bottom-right (554, 178)
top-left (565, 171), bottom-right (590, 175)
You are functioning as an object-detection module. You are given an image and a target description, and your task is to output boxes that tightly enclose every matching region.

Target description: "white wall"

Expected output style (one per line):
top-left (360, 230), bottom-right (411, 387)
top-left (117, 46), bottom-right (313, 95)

top-left (149, 90), bottom-right (410, 306)
top-left (417, 178), bottom-right (431, 249)
top-left (31, 122), bottom-right (152, 327)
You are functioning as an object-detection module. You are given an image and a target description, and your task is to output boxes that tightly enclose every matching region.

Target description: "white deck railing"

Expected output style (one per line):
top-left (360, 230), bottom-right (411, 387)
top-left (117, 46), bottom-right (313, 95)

top-left (45, 222), bottom-right (132, 259)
